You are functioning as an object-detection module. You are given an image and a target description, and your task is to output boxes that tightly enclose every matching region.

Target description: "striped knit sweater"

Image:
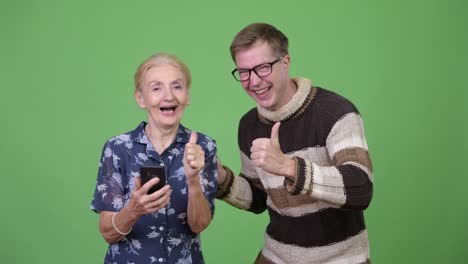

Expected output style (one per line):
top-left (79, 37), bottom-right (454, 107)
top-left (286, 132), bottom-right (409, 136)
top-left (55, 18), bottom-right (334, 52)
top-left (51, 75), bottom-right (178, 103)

top-left (218, 77), bottom-right (373, 264)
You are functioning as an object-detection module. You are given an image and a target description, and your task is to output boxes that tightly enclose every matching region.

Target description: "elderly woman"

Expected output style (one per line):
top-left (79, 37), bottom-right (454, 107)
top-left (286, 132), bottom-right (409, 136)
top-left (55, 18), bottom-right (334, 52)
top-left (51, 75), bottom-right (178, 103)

top-left (90, 53), bottom-right (218, 263)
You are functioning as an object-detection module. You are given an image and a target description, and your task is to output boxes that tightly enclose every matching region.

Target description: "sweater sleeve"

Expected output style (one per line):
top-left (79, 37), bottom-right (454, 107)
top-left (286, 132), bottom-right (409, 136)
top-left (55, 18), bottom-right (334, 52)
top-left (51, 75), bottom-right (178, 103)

top-left (286, 112), bottom-right (373, 210)
top-left (216, 151), bottom-right (267, 214)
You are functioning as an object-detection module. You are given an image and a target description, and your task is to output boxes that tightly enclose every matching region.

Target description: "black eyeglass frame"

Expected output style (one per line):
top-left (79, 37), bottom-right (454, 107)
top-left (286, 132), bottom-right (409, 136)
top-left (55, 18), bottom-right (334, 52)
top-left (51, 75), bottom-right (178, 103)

top-left (231, 55), bottom-right (285, 82)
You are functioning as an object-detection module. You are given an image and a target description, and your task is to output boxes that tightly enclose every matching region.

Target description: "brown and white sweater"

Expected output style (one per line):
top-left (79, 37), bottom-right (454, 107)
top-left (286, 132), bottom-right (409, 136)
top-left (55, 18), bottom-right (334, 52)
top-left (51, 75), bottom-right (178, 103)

top-left (218, 77), bottom-right (374, 264)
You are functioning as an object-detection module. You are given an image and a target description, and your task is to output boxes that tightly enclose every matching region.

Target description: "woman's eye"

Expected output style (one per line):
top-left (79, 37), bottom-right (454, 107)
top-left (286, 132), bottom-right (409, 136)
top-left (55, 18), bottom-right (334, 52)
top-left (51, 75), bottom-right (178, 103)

top-left (152, 86), bottom-right (160, 91)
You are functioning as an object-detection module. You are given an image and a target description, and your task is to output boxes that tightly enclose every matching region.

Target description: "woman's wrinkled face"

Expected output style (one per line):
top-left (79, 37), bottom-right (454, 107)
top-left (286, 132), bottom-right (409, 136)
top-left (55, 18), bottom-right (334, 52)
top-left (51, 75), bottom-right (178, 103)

top-left (135, 64), bottom-right (190, 130)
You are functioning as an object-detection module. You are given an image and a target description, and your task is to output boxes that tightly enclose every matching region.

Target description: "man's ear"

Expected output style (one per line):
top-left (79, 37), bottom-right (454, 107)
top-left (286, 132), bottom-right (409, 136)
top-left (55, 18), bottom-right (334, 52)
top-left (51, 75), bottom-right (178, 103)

top-left (282, 54), bottom-right (291, 69)
top-left (134, 90), bottom-right (146, 109)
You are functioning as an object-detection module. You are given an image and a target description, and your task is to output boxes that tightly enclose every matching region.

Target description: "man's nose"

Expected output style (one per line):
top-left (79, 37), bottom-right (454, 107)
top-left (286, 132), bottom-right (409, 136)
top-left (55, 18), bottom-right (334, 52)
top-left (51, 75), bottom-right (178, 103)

top-left (248, 70), bottom-right (262, 87)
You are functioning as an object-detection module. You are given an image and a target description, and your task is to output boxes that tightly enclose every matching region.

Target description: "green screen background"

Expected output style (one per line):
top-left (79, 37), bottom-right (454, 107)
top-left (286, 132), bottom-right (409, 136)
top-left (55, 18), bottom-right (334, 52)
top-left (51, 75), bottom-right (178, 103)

top-left (1, 0), bottom-right (466, 263)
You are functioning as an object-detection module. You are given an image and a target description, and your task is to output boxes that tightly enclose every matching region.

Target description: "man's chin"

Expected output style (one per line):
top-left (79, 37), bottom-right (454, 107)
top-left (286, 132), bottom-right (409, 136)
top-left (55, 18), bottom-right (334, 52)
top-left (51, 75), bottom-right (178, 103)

top-left (257, 100), bottom-right (275, 110)
top-left (250, 94), bottom-right (273, 109)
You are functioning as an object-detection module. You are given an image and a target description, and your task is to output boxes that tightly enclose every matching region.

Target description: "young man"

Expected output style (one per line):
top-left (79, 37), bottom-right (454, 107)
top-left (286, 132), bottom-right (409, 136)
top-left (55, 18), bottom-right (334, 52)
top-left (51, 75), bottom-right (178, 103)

top-left (217, 23), bottom-right (374, 264)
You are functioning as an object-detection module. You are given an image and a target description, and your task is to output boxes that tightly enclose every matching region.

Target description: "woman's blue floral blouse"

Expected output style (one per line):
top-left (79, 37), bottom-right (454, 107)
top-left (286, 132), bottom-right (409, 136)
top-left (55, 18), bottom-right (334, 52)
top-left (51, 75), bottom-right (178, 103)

top-left (90, 122), bottom-right (218, 264)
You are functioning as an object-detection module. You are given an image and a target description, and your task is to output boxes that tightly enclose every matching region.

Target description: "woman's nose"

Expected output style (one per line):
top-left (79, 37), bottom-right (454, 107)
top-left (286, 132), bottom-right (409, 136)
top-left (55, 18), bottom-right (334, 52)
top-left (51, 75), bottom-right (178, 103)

top-left (162, 88), bottom-right (175, 100)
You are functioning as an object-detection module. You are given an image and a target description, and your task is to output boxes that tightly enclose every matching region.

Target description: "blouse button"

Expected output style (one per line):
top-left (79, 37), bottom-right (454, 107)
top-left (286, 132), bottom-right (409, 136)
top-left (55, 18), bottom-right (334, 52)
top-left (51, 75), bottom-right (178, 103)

top-left (158, 258), bottom-right (164, 262)
top-left (159, 226), bottom-right (164, 231)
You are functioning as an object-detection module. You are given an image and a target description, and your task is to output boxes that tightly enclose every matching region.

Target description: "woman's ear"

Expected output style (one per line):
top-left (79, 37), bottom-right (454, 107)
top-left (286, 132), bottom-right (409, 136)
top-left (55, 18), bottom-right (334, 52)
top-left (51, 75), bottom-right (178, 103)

top-left (134, 90), bottom-right (146, 109)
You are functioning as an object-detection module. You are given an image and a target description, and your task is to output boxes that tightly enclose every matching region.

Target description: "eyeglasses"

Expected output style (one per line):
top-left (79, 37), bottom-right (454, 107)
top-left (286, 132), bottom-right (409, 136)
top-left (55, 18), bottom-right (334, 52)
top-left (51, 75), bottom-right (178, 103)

top-left (231, 56), bottom-right (285, 82)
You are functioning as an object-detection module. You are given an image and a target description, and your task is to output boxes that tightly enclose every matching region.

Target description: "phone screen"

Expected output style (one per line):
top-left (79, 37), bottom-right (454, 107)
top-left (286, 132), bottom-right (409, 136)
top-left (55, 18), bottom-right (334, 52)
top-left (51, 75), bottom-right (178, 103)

top-left (140, 166), bottom-right (166, 194)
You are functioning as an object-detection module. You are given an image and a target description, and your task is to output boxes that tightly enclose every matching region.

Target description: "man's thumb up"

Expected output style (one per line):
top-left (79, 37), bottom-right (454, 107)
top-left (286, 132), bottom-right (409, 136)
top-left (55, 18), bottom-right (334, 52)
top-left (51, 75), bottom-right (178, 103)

top-left (270, 122), bottom-right (281, 147)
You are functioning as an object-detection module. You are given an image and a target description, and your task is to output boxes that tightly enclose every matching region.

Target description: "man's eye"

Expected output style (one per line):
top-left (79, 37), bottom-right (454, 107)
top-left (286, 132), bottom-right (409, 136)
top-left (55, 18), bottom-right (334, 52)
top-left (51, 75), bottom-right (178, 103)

top-left (238, 70), bottom-right (250, 76)
top-left (256, 64), bottom-right (270, 73)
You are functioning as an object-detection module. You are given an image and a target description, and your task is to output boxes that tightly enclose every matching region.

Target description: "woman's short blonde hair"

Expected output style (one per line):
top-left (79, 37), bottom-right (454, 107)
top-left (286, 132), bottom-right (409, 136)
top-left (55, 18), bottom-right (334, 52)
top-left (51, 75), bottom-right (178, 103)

top-left (134, 53), bottom-right (191, 92)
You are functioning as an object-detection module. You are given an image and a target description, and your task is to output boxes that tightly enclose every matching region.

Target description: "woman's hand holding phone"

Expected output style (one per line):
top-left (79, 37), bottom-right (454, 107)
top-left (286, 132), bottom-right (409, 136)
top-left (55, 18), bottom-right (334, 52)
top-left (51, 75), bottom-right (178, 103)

top-left (126, 176), bottom-right (172, 217)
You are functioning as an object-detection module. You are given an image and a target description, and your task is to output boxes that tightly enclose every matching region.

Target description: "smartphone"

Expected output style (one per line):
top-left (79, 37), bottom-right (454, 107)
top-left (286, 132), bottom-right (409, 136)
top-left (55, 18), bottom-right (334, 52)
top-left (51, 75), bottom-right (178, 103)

top-left (140, 166), bottom-right (166, 194)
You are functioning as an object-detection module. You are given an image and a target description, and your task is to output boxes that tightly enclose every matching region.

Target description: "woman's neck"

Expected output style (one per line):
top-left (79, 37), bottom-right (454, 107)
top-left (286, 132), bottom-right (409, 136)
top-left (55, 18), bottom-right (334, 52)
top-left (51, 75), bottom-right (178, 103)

top-left (145, 123), bottom-right (178, 155)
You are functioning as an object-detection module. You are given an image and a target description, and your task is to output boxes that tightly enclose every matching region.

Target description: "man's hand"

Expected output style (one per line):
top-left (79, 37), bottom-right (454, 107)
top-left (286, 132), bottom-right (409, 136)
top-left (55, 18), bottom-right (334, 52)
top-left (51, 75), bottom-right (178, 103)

top-left (250, 122), bottom-right (295, 179)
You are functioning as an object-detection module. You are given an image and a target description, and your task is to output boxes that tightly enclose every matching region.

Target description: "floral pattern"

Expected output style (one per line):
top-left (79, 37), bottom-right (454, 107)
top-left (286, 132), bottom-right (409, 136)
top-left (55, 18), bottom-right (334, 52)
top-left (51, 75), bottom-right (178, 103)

top-left (91, 122), bottom-right (218, 264)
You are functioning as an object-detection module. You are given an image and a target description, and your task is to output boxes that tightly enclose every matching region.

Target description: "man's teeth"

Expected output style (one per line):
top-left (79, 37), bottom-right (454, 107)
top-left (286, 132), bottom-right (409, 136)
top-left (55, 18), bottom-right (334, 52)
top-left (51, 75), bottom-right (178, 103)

top-left (254, 87), bottom-right (269, 95)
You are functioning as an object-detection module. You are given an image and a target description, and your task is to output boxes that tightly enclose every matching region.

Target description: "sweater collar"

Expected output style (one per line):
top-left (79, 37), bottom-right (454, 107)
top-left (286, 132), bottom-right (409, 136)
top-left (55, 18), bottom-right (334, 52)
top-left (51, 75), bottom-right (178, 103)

top-left (257, 77), bottom-right (312, 122)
